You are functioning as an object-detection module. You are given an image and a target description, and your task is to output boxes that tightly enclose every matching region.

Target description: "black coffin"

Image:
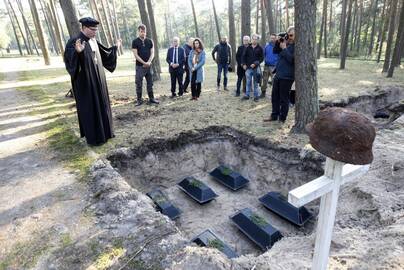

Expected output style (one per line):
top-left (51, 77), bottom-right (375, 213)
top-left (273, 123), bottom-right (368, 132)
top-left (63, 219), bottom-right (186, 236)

top-left (230, 208), bottom-right (282, 251)
top-left (259, 192), bottom-right (312, 226)
top-left (209, 165), bottom-right (249, 191)
top-left (178, 177), bottom-right (218, 204)
top-left (146, 189), bottom-right (181, 220)
top-left (191, 229), bottom-right (238, 259)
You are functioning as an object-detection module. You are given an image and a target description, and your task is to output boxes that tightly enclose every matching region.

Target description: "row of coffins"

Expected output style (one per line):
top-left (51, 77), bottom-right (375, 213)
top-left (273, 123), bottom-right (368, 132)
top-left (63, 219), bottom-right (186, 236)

top-left (146, 165), bottom-right (313, 258)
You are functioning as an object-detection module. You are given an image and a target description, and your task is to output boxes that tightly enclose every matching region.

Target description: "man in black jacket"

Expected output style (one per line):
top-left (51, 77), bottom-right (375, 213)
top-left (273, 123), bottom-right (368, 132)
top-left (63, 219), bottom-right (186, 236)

top-left (212, 36), bottom-right (232, 91)
top-left (265, 27), bottom-right (295, 123)
top-left (241, 34), bottom-right (264, 102)
top-left (235, 35), bottom-right (250, 96)
top-left (166, 37), bottom-right (186, 97)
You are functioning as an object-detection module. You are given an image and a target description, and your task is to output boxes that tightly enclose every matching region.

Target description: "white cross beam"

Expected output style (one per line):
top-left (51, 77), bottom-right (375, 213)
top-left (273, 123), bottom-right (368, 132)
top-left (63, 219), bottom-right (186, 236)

top-left (288, 157), bottom-right (369, 270)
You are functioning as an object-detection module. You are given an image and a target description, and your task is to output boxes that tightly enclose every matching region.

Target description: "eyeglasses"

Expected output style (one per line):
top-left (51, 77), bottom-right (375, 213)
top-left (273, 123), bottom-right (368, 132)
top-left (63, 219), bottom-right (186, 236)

top-left (288, 34), bottom-right (294, 37)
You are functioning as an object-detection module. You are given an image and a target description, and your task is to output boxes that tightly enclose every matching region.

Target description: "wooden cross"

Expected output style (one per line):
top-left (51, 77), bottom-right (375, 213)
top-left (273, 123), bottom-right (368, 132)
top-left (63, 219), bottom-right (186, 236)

top-left (288, 157), bottom-right (370, 270)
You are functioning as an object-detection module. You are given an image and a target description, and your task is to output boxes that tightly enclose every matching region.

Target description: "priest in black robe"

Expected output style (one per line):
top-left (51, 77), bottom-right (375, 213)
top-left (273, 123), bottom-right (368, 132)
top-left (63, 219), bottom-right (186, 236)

top-left (64, 17), bottom-right (120, 146)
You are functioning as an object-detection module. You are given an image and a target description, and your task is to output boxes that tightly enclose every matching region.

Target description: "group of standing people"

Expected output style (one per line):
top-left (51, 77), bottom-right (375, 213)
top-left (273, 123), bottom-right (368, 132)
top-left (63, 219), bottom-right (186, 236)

top-left (64, 16), bottom-right (295, 147)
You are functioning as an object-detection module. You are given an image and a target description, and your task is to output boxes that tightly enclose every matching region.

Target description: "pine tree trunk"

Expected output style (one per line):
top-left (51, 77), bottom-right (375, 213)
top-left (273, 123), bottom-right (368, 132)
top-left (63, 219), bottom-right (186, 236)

top-left (375, 0), bottom-right (387, 54)
top-left (293, 0), bottom-right (319, 133)
top-left (146, 0), bottom-right (161, 78)
top-left (387, 2), bottom-right (404, 77)
top-left (212, 0), bottom-right (221, 41)
top-left (377, 2), bottom-right (390, 63)
top-left (256, 0), bottom-right (259, 34)
top-left (241, 0), bottom-right (251, 37)
top-left (120, 0), bottom-right (131, 47)
top-left (89, 0), bottom-right (109, 46)
top-left (285, 0), bottom-right (289, 27)
top-left (49, 0), bottom-right (65, 55)
top-left (340, 0), bottom-right (353, 69)
top-left (350, 0), bottom-right (357, 51)
top-left (382, 0), bottom-right (398, 72)
top-left (261, 0), bottom-right (266, 38)
top-left (362, 0), bottom-right (372, 51)
top-left (39, 0), bottom-right (58, 55)
top-left (328, 0), bottom-right (333, 49)
top-left (317, 0), bottom-right (328, 59)
top-left (59, 0), bottom-right (80, 37)
top-left (368, 0), bottom-right (379, 56)
top-left (15, 0), bottom-right (35, 54)
top-left (111, 0), bottom-right (123, 54)
top-left (3, 0), bottom-right (23, 55)
top-left (29, 0), bottom-right (51, 65)
top-left (356, 0), bottom-right (363, 52)
top-left (8, 0), bottom-right (30, 55)
top-left (100, 0), bottom-right (114, 46)
top-left (190, 0), bottom-right (199, 37)
top-left (229, 0), bottom-right (237, 71)
top-left (265, 0), bottom-right (276, 35)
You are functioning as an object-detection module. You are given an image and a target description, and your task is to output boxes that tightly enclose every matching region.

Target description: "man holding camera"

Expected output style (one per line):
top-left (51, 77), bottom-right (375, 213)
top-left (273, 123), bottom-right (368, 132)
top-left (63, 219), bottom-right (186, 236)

top-left (265, 27), bottom-right (295, 123)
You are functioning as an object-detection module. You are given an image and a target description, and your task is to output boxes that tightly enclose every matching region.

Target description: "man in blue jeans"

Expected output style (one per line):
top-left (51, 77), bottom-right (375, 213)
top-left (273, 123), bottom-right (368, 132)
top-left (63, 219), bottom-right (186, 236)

top-left (241, 34), bottom-right (264, 102)
top-left (212, 36), bottom-right (232, 91)
top-left (261, 34), bottom-right (278, 98)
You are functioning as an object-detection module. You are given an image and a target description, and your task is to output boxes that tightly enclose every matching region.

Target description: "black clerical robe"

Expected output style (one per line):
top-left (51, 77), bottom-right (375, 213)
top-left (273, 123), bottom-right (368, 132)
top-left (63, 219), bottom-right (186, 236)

top-left (64, 32), bottom-right (117, 146)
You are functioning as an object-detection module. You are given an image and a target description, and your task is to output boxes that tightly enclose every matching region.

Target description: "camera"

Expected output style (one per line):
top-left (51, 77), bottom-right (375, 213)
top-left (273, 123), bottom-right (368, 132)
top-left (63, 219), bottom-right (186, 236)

top-left (277, 32), bottom-right (288, 43)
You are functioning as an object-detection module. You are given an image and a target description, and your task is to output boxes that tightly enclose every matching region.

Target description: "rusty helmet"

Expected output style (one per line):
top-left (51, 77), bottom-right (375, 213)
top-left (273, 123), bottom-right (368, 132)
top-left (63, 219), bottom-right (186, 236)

top-left (306, 107), bottom-right (376, 165)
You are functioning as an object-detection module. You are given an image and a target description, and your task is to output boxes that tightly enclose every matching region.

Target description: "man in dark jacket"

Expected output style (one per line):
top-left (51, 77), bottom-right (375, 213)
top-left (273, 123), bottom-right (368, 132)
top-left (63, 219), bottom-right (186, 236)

top-left (265, 27), bottom-right (295, 123)
top-left (166, 37), bottom-right (186, 97)
top-left (64, 17), bottom-right (120, 146)
top-left (212, 36), bottom-right (232, 91)
top-left (182, 37), bottom-right (194, 93)
top-left (235, 35), bottom-right (250, 96)
top-left (241, 34), bottom-right (264, 102)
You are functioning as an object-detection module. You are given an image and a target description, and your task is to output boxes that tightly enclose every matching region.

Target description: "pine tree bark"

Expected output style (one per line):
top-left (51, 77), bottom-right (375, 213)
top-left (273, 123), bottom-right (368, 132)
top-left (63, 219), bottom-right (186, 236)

top-left (285, 0), bottom-right (289, 27)
top-left (212, 0), bottom-right (221, 41)
top-left (100, 0), bottom-right (114, 46)
top-left (350, 0), bottom-right (357, 51)
top-left (229, 0), bottom-right (237, 71)
top-left (294, 0), bottom-right (319, 133)
top-left (59, 0), bottom-right (80, 37)
top-left (317, 0), bottom-right (328, 59)
top-left (190, 0), bottom-right (199, 37)
top-left (340, 0), bottom-right (353, 69)
top-left (368, 0), bottom-right (379, 56)
top-left (241, 0), bottom-right (251, 37)
top-left (3, 0), bottom-right (23, 55)
top-left (375, 0), bottom-right (387, 54)
top-left (355, 0), bottom-right (363, 52)
top-left (261, 0), bottom-right (266, 38)
top-left (8, 0), bottom-right (30, 55)
top-left (264, 0), bottom-right (276, 35)
top-left (111, 0), bottom-right (123, 54)
top-left (89, 0), bottom-right (109, 46)
top-left (49, 0), bottom-right (64, 55)
top-left (382, 0), bottom-right (398, 72)
top-left (29, 0), bottom-right (51, 65)
top-left (377, 2), bottom-right (390, 62)
top-left (146, 0), bottom-right (161, 77)
top-left (39, 0), bottom-right (58, 55)
top-left (387, 2), bottom-right (404, 77)
top-left (256, 0), bottom-right (259, 34)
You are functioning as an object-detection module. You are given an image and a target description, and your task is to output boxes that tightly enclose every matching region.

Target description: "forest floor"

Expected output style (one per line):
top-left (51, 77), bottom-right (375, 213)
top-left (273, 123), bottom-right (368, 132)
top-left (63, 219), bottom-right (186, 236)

top-left (0, 52), bottom-right (403, 269)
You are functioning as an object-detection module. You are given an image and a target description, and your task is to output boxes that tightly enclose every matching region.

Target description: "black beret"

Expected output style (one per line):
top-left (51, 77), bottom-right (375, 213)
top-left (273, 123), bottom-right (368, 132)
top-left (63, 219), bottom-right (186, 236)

top-left (79, 17), bottom-right (99, 27)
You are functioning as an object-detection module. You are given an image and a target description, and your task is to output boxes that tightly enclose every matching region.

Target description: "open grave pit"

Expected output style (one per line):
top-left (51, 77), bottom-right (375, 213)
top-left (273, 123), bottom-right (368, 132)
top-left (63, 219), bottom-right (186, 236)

top-left (107, 126), bottom-right (324, 256)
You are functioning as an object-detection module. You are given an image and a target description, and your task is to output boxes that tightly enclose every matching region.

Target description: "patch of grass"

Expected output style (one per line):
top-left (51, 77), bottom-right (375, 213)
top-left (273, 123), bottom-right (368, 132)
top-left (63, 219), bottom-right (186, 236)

top-left (250, 213), bottom-right (269, 227)
top-left (60, 233), bottom-right (73, 247)
top-left (0, 233), bottom-right (52, 269)
top-left (189, 177), bottom-right (203, 188)
top-left (220, 166), bottom-right (233, 176)
top-left (93, 246), bottom-right (125, 270)
top-left (207, 238), bottom-right (225, 251)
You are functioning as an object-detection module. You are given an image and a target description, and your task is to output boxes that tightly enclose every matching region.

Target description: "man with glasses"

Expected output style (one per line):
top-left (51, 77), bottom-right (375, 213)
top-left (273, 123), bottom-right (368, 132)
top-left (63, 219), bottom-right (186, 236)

top-left (64, 17), bottom-right (121, 146)
top-left (264, 26), bottom-right (295, 123)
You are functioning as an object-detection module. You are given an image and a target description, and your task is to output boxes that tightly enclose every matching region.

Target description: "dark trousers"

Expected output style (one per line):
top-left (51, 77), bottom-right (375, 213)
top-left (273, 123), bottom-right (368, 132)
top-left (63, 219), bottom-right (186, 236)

top-left (170, 68), bottom-right (184, 95)
top-left (271, 77), bottom-right (294, 121)
top-left (217, 63), bottom-right (228, 87)
top-left (135, 65), bottom-right (154, 100)
top-left (236, 74), bottom-right (246, 95)
top-left (183, 68), bottom-right (190, 92)
top-left (191, 71), bottom-right (201, 98)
